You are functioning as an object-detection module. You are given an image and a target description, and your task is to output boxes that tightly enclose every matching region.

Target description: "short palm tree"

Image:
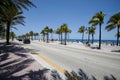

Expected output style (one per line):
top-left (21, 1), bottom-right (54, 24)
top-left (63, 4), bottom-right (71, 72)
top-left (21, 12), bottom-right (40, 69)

top-left (26, 33), bottom-right (30, 39)
top-left (62, 24), bottom-right (69, 45)
top-left (36, 33), bottom-right (39, 40)
top-left (56, 28), bottom-right (61, 41)
top-left (41, 30), bottom-right (45, 42)
top-left (89, 26), bottom-right (96, 44)
top-left (106, 12), bottom-right (120, 46)
top-left (86, 27), bottom-right (91, 42)
top-left (29, 31), bottom-right (34, 40)
top-left (78, 26), bottom-right (86, 42)
top-left (49, 28), bottom-right (53, 40)
top-left (89, 11), bottom-right (105, 49)
top-left (10, 31), bottom-right (16, 41)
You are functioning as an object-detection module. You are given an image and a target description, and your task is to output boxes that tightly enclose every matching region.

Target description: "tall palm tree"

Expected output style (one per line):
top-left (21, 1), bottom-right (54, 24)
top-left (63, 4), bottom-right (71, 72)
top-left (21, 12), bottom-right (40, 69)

top-left (44, 26), bottom-right (50, 43)
top-left (106, 12), bottom-right (120, 46)
top-left (60, 25), bottom-right (64, 44)
top-left (89, 11), bottom-right (105, 49)
top-left (78, 26), bottom-right (86, 43)
top-left (62, 24), bottom-right (68, 45)
top-left (0, 0), bottom-right (35, 45)
top-left (0, 0), bottom-right (36, 12)
top-left (2, 5), bottom-right (25, 45)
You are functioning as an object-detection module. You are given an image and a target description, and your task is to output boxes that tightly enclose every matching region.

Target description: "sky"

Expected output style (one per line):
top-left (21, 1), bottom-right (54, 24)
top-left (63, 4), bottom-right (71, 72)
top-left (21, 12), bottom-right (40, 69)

top-left (13, 0), bottom-right (120, 40)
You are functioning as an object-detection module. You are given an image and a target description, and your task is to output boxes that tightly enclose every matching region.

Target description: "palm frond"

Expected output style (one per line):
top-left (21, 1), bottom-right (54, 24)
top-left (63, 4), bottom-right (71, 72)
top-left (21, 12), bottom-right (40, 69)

top-left (105, 24), bottom-right (116, 31)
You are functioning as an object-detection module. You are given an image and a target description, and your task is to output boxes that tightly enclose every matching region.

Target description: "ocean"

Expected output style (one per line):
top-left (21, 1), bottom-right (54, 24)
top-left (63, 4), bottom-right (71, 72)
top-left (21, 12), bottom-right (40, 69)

top-left (67, 39), bottom-right (118, 43)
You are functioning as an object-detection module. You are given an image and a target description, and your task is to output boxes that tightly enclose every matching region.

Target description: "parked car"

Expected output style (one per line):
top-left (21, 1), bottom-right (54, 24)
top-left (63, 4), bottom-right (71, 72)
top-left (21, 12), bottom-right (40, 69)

top-left (23, 39), bottom-right (30, 44)
top-left (17, 38), bottom-right (23, 41)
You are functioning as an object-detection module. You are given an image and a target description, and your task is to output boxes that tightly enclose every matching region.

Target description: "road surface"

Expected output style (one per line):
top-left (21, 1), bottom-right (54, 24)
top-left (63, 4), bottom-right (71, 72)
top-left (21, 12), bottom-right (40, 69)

top-left (22, 41), bottom-right (120, 80)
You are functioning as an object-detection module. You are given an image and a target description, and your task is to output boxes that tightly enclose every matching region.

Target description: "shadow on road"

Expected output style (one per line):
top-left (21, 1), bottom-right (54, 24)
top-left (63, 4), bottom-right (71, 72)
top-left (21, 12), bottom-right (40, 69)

top-left (51, 69), bottom-right (118, 80)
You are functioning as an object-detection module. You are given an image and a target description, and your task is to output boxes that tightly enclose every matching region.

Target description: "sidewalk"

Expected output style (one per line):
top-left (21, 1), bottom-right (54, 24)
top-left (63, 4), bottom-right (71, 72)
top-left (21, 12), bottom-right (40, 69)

top-left (0, 43), bottom-right (54, 80)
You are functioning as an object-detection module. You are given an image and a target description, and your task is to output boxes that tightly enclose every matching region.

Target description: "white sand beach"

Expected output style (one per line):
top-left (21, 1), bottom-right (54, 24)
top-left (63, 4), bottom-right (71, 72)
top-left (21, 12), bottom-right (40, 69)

top-left (47, 40), bottom-right (120, 54)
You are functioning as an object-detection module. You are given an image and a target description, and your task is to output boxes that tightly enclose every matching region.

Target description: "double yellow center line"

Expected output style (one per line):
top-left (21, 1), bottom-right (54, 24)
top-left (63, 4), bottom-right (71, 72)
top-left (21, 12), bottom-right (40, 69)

top-left (34, 52), bottom-right (65, 73)
top-left (24, 46), bottom-right (65, 73)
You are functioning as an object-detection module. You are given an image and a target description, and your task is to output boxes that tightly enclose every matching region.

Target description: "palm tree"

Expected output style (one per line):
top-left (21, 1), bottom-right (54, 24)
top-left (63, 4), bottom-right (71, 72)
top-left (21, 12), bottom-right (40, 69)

top-left (62, 24), bottom-right (72, 45)
top-left (1, 5), bottom-right (25, 45)
top-left (49, 28), bottom-right (53, 40)
top-left (36, 33), bottom-right (39, 40)
top-left (78, 26), bottom-right (86, 43)
top-left (41, 30), bottom-right (45, 42)
top-left (59, 25), bottom-right (64, 44)
top-left (0, 0), bottom-right (35, 45)
top-left (0, 0), bottom-right (36, 12)
top-left (10, 31), bottom-right (16, 41)
top-left (56, 28), bottom-right (61, 41)
top-left (26, 33), bottom-right (30, 39)
top-left (29, 31), bottom-right (34, 40)
top-left (62, 24), bottom-right (68, 45)
top-left (86, 27), bottom-right (91, 42)
top-left (33, 33), bottom-right (39, 40)
top-left (89, 26), bottom-right (96, 44)
top-left (44, 26), bottom-right (50, 43)
top-left (89, 11), bottom-right (105, 49)
top-left (106, 12), bottom-right (120, 46)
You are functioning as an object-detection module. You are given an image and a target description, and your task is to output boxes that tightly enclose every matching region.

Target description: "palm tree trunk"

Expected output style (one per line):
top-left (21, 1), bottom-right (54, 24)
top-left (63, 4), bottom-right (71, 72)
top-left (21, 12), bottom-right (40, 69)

top-left (65, 32), bottom-right (67, 45)
top-left (6, 21), bottom-right (10, 45)
top-left (82, 32), bottom-right (84, 42)
top-left (51, 33), bottom-right (53, 40)
top-left (61, 33), bottom-right (62, 44)
top-left (58, 34), bottom-right (60, 41)
top-left (92, 34), bottom-right (94, 44)
top-left (98, 24), bottom-right (102, 49)
top-left (47, 33), bottom-right (49, 43)
top-left (88, 34), bottom-right (90, 42)
top-left (117, 26), bottom-right (120, 46)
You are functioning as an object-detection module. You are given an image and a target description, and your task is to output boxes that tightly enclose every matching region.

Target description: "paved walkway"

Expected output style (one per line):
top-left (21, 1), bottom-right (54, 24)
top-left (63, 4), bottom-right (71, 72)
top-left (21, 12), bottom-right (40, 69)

top-left (0, 43), bottom-right (54, 80)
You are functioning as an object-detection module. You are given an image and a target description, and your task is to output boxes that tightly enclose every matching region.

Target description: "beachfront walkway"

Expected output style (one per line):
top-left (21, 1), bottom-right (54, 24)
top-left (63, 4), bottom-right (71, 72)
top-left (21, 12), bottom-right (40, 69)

top-left (0, 43), bottom-right (54, 80)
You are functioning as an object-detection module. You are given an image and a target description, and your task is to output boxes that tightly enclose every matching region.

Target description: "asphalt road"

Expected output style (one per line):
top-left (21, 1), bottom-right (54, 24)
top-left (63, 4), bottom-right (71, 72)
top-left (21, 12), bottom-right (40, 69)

top-left (23, 41), bottom-right (120, 80)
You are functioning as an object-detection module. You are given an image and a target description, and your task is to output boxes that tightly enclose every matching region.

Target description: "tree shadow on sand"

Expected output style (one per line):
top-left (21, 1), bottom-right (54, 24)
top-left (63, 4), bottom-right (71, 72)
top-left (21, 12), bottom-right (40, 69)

top-left (0, 42), bottom-right (53, 80)
top-left (10, 69), bottom-right (50, 80)
top-left (0, 42), bottom-right (30, 58)
top-left (0, 58), bottom-right (34, 80)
